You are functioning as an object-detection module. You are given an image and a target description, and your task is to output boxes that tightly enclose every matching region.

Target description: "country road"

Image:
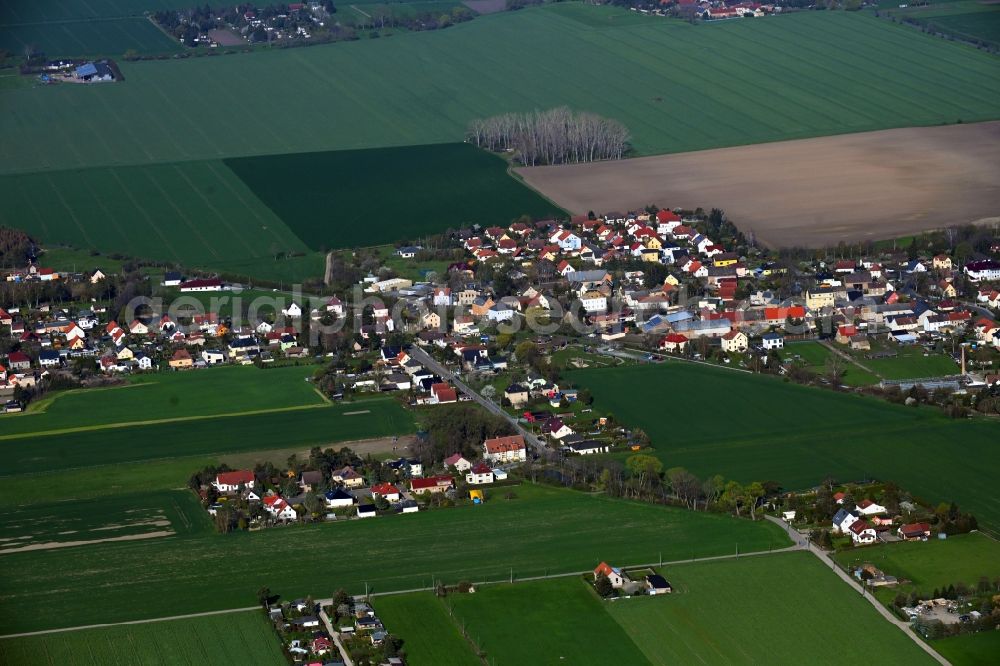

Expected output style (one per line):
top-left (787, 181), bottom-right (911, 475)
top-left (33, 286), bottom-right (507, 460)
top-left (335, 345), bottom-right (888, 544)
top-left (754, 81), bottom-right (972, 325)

top-left (405, 345), bottom-right (548, 454)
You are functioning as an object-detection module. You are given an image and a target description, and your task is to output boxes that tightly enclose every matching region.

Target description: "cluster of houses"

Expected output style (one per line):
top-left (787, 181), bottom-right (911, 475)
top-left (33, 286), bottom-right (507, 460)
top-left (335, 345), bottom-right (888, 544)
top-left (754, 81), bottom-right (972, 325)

top-left (206, 434), bottom-right (530, 525)
top-left (829, 494), bottom-right (932, 546)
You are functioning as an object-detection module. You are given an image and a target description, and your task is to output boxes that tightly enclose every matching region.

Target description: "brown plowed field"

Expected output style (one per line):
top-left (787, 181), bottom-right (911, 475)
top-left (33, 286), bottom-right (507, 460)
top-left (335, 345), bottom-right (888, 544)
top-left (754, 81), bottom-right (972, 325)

top-left (517, 122), bottom-right (1000, 248)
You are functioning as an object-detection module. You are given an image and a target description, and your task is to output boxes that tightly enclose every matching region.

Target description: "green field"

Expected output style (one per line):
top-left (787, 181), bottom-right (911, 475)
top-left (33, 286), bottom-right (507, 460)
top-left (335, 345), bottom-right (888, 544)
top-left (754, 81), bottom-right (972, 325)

top-left (0, 17), bottom-right (180, 59)
top-left (605, 553), bottom-right (933, 665)
top-left (2, 9), bottom-right (999, 174)
top-left (0, 396), bottom-right (414, 476)
top-left (0, 611), bottom-right (285, 665)
top-left (933, 631), bottom-right (1000, 666)
top-left (0, 160), bottom-right (316, 281)
top-left (859, 342), bottom-right (960, 380)
top-left (427, 553), bottom-right (933, 665)
top-left (0, 484), bottom-right (789, 633)
top-left (569, 362), bottom-right (1000, 530)
top-left (785, 341), bottom-right (880, 386)
top-left (448, 576), bottom-right (651, 664)
top-left (0, 365), bottom-right (325, 437)
top-left (0, 490), bottom-right (209, 554)
top-left (833, 532), bottom-right (1000, 603)
top-left (879, 1), bottom-right (1000, 48)
top-left (224, 144), bottom-right (565, 250)
top-left (374, 593), bottom-right (479, 666)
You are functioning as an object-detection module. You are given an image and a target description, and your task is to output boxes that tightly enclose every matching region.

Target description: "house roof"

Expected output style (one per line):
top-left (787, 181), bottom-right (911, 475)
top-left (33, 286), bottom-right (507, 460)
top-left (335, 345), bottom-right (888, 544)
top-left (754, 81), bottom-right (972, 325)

top-left (470, 462), bottom-right (493, 474)
top-left (411, 475), bottom-right (453, 490)
top-left (443, 453), bottom-right (468, 466)
top-left (483, 434), bottom-right (525, 454)
top-left (371, 482), bottom-right (400, 496)
top-left (216, 470), bottom-right (255, 486)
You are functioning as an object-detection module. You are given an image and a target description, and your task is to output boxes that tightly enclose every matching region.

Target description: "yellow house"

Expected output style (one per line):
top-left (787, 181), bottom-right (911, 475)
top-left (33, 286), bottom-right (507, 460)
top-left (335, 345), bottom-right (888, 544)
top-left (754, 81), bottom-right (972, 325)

top-left (640, 248), bottom-right (661, 263)
top-left (932, 255), bottom-right (953, 271)
top-left (714, 256), bottom-right (738, 268)
top-left (421, 311), bottom-right (441, 330)
top-left (644, 237), bottom-right (663, 250)
top-left (805, 289), bottom-right (837, 310)
top-left (169, 349), bottom-right (193, 369)
top-left (116, 346), bottom-right (134, 361)
top-left (664, 274), bottom-right (681, 286)
top-left (940, 281), bottom-right (957, 298)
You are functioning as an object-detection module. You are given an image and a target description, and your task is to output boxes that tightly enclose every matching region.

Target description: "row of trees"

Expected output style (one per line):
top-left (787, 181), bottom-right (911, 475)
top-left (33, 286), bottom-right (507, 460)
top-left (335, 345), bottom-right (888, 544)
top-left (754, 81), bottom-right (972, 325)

top-left (467, 107), bottom-right (631, 166)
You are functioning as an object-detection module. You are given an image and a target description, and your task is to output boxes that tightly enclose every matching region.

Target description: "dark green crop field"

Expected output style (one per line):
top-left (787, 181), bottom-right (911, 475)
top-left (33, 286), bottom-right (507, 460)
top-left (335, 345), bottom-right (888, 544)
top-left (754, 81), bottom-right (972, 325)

top-left (0, 159), bottom-right (313, 281)
top-left (0, 397), bottom-right (415, 476)
top-left (2, 8), bottom-right (998, 173)
top-left (0, 611), bottom-right (286, 665)
top-left (225, 144), bottom-right (565, 250)
top-left (569, 362), bottom-right (1000, 531)
top-left (0, 484), bottom-right (789, 633)
top-left (0, 18), bottom-right (180, 59)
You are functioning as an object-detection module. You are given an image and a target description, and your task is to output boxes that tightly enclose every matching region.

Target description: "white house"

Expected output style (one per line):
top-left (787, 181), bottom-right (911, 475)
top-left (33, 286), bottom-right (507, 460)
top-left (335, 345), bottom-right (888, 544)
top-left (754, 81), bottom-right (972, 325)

top-left (264, 496), bottom-right (297, 520)
top-left (965, 260), bottom-right (1000, 282)
top-left (432, 288), bottom-right (452, 306)
top-left (832, 508), bottom-right (859, 534)
top-left (580, 292), bottom-right (608, 314)
top-left (594, 562), bottom-right (626, 589)
top-left (212, 470), bottom-right (256, 493)
top-left (721, 330), bottom-right (748, 353)
top-left (856, 500), bottom-right (887, 516)
top-left (281, 302), bottom-right (302, 318)
top-left (550, 229), bottom-right (582, 252)
top-left (443, 453), bottom-right (473, 472)
top-left (134, 353), bottom-right (153, 370)
top-left (202, 349), bottom-right (226, 365)
top-left (482, 435), bottom-right (527, 463)
top-left (486, 302), bottom-right (515, 322)
top-left (324, 489), bottom-right (354, 509)
top-left (761, 332), bottom-right (784, 350)
top-left (848, 519), bottom-right (877, 545)
top-left (466, 463), bottom-right (495, 485)
top-left (325, 296), bottom-right (345, 316)
top-left (357, 504), bottom-right (377, 519)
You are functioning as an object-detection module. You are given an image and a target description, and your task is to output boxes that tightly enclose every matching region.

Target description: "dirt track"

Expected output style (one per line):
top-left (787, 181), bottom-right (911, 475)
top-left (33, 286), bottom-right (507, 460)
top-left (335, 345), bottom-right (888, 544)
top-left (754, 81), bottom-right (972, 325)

top-left (517, 122), bottom-right (1000, 247)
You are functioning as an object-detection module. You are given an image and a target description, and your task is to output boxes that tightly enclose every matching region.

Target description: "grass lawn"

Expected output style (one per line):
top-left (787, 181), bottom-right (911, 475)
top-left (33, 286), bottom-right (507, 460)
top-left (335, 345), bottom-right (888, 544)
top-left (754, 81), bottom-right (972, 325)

top-left (785, 340), bottom-right (879, 386)
top-left (878, 1), bottom-right (1000, 48)
top-left (0, 365), bottom-right (326, 437)
top-left (933, 631), bottom-right (1000, 666)
top-left (38, 246), bottom-right (128, 274)
top-left (447, 576), bottom-right (652, 665)
top-left (0, 160), bottom-right (316, 282)
top-left (0, 611), bottom-right (285, 665)
top-left (225, 144), bottom-right (565, 251)
top-left (605, 552), bottom-right (934, 665)
top-left (374, 593), bottom-right (479, 666)
top-left (568, 362), bottom-right (1000, 531)
top-left (2, 9), bottom-right (998, 174)
top-left (0, 484), bottom-right (789, 632)
top-left (0, 397), bottom-right (415, 476)
top-left (0, 490), bottom-right (210, 554)
top-left (833, 532), bottom-right (1000, 603)
top-left (855, 340), bottom-right (960, 380)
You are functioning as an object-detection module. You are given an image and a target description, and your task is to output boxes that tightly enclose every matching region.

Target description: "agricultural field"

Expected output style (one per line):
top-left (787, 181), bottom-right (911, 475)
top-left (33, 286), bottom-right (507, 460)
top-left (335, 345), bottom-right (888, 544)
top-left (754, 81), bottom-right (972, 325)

top-left (424, 553), bottom-right (932, 665)
top-left (833, 532), bottom-right (1000, 604)
top-left (0, 17), bottom-right (180, 59)
top-left (0, 484), bottom-right (789, 632)
top-left (933, 631), bottom-right (1000, 666)
top-left (785, 340), bottom-right (880, 386)
top-left (0, 160), bottom-right (316, 282)
top-left (374, 593), bottom-right (479, 666)
top-left (878, 0), bottom-right (1000, 48)
top-left (569, 362), bottom-right (1000, 530)
top-left (0, 490), bottom-right (209, 554)
top-left (605, 553), bottom-right (933, 665)
top-left (517, 121), bottom-right (1000, 247)
top-left (0, 611), bottom-right (285, 665)
top-left (2, 9), bottom-right (999, 174)
top-left (0, 396), bottom-right (415, 476)
top-left (447, 576), bottom-right (651, 664)
top-left (224, 143), bottom-right (565, 250)
top-left (0, 365), bottom-right (326, 438)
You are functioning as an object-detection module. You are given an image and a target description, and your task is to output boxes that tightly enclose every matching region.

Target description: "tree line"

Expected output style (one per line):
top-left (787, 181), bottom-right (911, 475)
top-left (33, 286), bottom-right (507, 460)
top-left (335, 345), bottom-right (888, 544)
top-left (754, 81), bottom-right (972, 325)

top-left (467, 107), bottom-right (630, 166)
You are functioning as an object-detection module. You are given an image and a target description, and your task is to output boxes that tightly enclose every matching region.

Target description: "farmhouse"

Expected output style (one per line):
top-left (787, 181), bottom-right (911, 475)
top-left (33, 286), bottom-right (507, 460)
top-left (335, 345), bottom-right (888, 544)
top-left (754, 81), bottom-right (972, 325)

top-left (213, 470), bottom-right (256, 493)
top-left (594, 561), bottom-right (625, 589)
top-left (482, 434), bottom-right (527, 463)
top-left (898, 522), bottom-right (931, 541)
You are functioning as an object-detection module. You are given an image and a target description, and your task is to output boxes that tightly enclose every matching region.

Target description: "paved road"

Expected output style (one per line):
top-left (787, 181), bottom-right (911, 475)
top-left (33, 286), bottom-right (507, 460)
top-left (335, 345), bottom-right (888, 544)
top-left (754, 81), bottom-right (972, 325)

top-left (406, 345), bottom-right (547, 454)
top-left (319, 609), bottom-right (355, 666)
top-left (764, 516), bottom-right (949, 666)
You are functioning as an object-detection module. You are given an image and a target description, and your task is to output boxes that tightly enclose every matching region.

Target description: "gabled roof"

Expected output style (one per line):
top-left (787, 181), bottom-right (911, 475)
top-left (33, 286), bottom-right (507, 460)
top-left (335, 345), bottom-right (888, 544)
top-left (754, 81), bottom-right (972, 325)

top-left (216, 470), bottom-right (255, 486)
top-left (483, 434), bottom-right (525, 453)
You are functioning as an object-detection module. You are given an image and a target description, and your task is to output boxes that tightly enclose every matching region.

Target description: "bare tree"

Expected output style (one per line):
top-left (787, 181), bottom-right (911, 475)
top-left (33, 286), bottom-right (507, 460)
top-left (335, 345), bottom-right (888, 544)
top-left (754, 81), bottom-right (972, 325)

top-left (467, 107), bottom-right (630, 165)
